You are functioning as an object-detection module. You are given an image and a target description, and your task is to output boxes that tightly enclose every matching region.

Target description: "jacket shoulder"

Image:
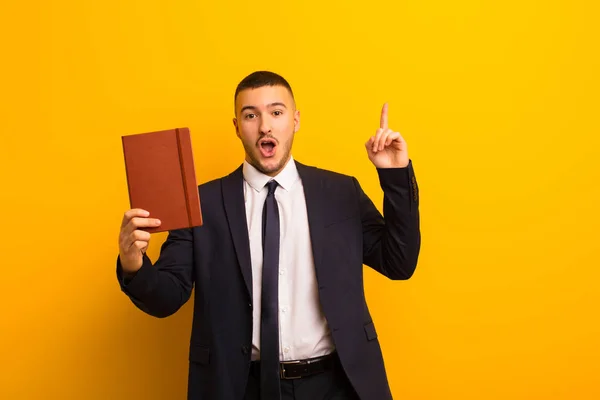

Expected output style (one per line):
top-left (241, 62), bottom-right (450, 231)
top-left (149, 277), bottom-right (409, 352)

top-left (296, 161), bottom-right (356, 183)
top-left (198, 176), bottom-right (223, 191)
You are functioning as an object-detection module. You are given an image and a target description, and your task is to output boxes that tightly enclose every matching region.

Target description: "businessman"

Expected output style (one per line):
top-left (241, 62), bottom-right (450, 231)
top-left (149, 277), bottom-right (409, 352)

top-left (117, 71), bottom-right (421, 399)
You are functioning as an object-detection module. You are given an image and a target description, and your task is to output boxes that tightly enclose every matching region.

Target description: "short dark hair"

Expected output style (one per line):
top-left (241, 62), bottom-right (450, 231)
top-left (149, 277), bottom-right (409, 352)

top-left (234, 71), bottom-right (295, 105)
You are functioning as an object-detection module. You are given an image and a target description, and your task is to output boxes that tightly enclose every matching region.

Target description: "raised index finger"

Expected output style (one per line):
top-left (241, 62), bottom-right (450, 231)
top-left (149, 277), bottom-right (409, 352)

top-left (380, 103), bottom-right (389, 130)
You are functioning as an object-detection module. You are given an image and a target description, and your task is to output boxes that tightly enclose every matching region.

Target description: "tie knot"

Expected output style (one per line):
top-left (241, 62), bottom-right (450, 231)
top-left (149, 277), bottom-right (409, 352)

top-left (266, 180), bottom-right (278, 196)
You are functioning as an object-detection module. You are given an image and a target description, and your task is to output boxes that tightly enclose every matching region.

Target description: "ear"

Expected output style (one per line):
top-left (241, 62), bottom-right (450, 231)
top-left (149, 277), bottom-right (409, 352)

top-left (293, 110), bottom-right (301, 133)
top-left (233, 118), bottom-right (241, 138)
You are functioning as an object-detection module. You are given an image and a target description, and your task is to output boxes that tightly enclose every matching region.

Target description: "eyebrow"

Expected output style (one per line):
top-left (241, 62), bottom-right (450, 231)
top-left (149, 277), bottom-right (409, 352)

top-left (240, 102), bottom-right (288, 113)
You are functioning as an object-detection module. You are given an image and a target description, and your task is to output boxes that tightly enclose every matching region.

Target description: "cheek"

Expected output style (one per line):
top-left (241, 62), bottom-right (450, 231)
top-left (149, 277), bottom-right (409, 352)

top-left (274, 118), bottom-right (295, 134)
top-left (238, 124), bottom-right (256, 140)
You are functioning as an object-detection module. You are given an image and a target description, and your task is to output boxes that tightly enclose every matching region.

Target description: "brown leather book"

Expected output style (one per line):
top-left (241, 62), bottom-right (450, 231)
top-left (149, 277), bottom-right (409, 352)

top-left (122, 127), bottom-right (203, 233)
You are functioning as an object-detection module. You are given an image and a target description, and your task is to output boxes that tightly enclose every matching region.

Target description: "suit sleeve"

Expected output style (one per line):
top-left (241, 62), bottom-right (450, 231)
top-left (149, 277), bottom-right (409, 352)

top-left (355, 159), bottom-right (421, 280)
top-left (116, 228), bottom-right (194, 318)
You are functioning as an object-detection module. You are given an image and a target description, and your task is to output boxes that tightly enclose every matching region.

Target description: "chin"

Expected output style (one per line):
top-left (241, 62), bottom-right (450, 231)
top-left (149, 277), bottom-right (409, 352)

top-left (252, 155), bottom-right (284, 176)
top-left (247, 147), bottom-right (291, 176)
top-left (259, 159), bottom-right (282, 173)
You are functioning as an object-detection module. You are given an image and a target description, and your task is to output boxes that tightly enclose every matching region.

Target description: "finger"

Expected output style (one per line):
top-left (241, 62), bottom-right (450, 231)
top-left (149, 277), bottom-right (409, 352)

top-left (372, 128), bottom-right (384, 152)
top-left (365, 136), bottom-right (375, 153)
top-left (122, 217), bottom-right (161, 239)
top-left (130, 217), bottom-right (161, 230)
top-left (130, 229), bottom-right (152, 243)
top-left (384, 131), bottom-right (401, 147)
top-left (127, 232), bottom-right (150, 252)
top-left (131, 240), bottom-right (148, 253)
top-left (380, 103), bottom-right (389, 130)
top-left (375, 128), bottom-right (393, 151)
top-left (122, 209), bottom-right (150, 228)
top-left (121, 229), bottom-right (151, 251)
top-left (378, 130), bottom-right (394, 151)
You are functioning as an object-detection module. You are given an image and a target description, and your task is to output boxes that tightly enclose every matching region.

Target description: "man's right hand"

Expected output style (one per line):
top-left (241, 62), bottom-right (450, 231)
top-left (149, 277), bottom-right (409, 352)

top-left (118, 209), bottom-right (161, 274)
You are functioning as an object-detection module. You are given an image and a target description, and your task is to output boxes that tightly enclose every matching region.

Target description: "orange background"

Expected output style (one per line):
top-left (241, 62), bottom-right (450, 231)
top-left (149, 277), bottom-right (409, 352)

top-left (1, 1), bottom-right (599, 399)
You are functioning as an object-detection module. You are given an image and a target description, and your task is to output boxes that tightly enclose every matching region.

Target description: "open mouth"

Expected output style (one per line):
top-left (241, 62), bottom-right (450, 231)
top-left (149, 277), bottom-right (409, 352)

top-left (258, 138), bottom-right (277, 157)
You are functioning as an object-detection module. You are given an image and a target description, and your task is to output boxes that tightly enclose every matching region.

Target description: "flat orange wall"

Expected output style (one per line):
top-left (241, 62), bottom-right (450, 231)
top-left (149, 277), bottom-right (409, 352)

top-left (1, 1), bottom-right (599, 399)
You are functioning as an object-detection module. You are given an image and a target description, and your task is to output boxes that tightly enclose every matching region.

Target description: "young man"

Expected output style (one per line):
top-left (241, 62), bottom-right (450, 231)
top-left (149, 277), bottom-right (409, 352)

top-left (117, 71), bottom-right (421, 400)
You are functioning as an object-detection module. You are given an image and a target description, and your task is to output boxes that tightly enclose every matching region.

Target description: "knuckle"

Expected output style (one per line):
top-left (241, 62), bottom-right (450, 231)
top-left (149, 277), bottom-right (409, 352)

top-left (125, 222), bottom-right (134, 233)
top-left (134, 229), bottom-right (150, 242)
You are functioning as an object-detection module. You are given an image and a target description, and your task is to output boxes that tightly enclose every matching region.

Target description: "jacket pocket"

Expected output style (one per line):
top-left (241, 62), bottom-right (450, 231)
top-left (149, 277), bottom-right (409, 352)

top-left (364, 321), bottom-right (378, 341)
top-left (189, 345), bottom-right (210, 365)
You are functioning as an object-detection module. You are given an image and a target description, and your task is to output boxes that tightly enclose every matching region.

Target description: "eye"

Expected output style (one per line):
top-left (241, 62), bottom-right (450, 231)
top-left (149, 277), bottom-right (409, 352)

top-left (273, 110), bottom-right (283, 116)
top-left (244, 113), bottom-right (256, 119)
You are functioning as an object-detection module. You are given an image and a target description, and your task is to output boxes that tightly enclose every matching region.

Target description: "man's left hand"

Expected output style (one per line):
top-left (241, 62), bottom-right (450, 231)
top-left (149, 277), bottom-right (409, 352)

top-left (365, 103), bottom-right (409, 168)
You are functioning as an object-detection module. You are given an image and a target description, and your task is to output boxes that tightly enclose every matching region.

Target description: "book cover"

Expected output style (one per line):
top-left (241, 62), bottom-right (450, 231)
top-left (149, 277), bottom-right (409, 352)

top-left (122, 127), bottom-right (203, 233)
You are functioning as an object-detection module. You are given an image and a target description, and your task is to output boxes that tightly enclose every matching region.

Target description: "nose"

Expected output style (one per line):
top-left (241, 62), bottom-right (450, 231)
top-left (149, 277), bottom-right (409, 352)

top-left (259, 117), bottom-right (272, 135)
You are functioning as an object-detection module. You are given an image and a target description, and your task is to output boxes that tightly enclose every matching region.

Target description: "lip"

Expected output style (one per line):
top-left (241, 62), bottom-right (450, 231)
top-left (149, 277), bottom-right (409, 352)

top-left (257, 137), bottom-right (277, 158)
top-left (257, 137), bottom-right (278, 146)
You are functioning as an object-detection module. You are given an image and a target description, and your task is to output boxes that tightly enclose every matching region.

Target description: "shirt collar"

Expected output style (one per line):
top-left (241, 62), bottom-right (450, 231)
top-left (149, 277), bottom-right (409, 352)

top-left (242, 155), bottom-right (300, 193)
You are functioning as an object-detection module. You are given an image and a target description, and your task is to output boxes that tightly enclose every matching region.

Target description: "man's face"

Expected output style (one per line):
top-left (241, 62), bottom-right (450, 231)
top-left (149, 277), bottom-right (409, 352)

top-left (233, 85), bottom-right (300, 177)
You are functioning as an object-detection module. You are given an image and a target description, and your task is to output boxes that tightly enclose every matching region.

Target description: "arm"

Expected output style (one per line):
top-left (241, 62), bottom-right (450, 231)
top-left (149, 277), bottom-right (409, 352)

top-left (360, 103), bottom-right (421, 279)
top-left (357, 160), bottom-right (421, 280)
top-left (116, 227), bottom-right (194, 318)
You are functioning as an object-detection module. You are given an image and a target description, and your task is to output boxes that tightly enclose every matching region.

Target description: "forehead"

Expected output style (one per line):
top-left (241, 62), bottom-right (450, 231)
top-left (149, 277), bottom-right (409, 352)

top-left (235, 85), bottom-right (294, 112)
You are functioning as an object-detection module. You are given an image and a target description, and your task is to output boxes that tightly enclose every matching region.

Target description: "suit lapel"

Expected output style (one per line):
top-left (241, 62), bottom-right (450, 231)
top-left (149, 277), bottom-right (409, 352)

top-left (296, 162), bottom-right (326, 280)
top-left (222, 161), bottom-right (327, 301)
top-left (222, 165), bottom-right (253, 301)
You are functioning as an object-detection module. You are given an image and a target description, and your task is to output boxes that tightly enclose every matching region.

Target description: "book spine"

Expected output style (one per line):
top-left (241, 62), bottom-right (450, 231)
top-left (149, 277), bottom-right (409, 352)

top-left (121, 136), bottom-right (135, 209)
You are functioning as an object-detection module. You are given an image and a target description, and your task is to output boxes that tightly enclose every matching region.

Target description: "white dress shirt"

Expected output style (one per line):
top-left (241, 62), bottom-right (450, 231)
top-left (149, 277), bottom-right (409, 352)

top-left (242, 156), bottom-right (335, 361)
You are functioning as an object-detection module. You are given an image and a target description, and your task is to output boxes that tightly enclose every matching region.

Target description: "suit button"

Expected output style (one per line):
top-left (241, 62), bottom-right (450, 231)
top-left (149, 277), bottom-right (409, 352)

top-left (241, 345), bottom-right (250, 355)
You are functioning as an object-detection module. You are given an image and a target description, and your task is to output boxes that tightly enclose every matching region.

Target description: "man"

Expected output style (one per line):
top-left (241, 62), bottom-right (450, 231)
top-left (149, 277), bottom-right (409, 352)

top-left (117, 71), bottom-right (421, 399)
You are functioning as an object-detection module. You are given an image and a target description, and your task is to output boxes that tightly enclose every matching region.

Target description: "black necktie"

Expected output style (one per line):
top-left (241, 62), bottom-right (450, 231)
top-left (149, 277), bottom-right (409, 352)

top-left (260, 180), bottom-right (281, 400)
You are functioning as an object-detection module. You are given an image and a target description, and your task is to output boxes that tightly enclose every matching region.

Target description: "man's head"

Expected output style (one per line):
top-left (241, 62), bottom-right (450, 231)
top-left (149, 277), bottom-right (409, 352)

top-left (233, 71), bottom-right (300, 177)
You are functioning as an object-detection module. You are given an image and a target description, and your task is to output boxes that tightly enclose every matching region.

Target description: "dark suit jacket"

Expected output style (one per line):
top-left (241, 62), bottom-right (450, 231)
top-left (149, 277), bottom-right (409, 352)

top-left (117, 160), bottom-right (421, 400)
